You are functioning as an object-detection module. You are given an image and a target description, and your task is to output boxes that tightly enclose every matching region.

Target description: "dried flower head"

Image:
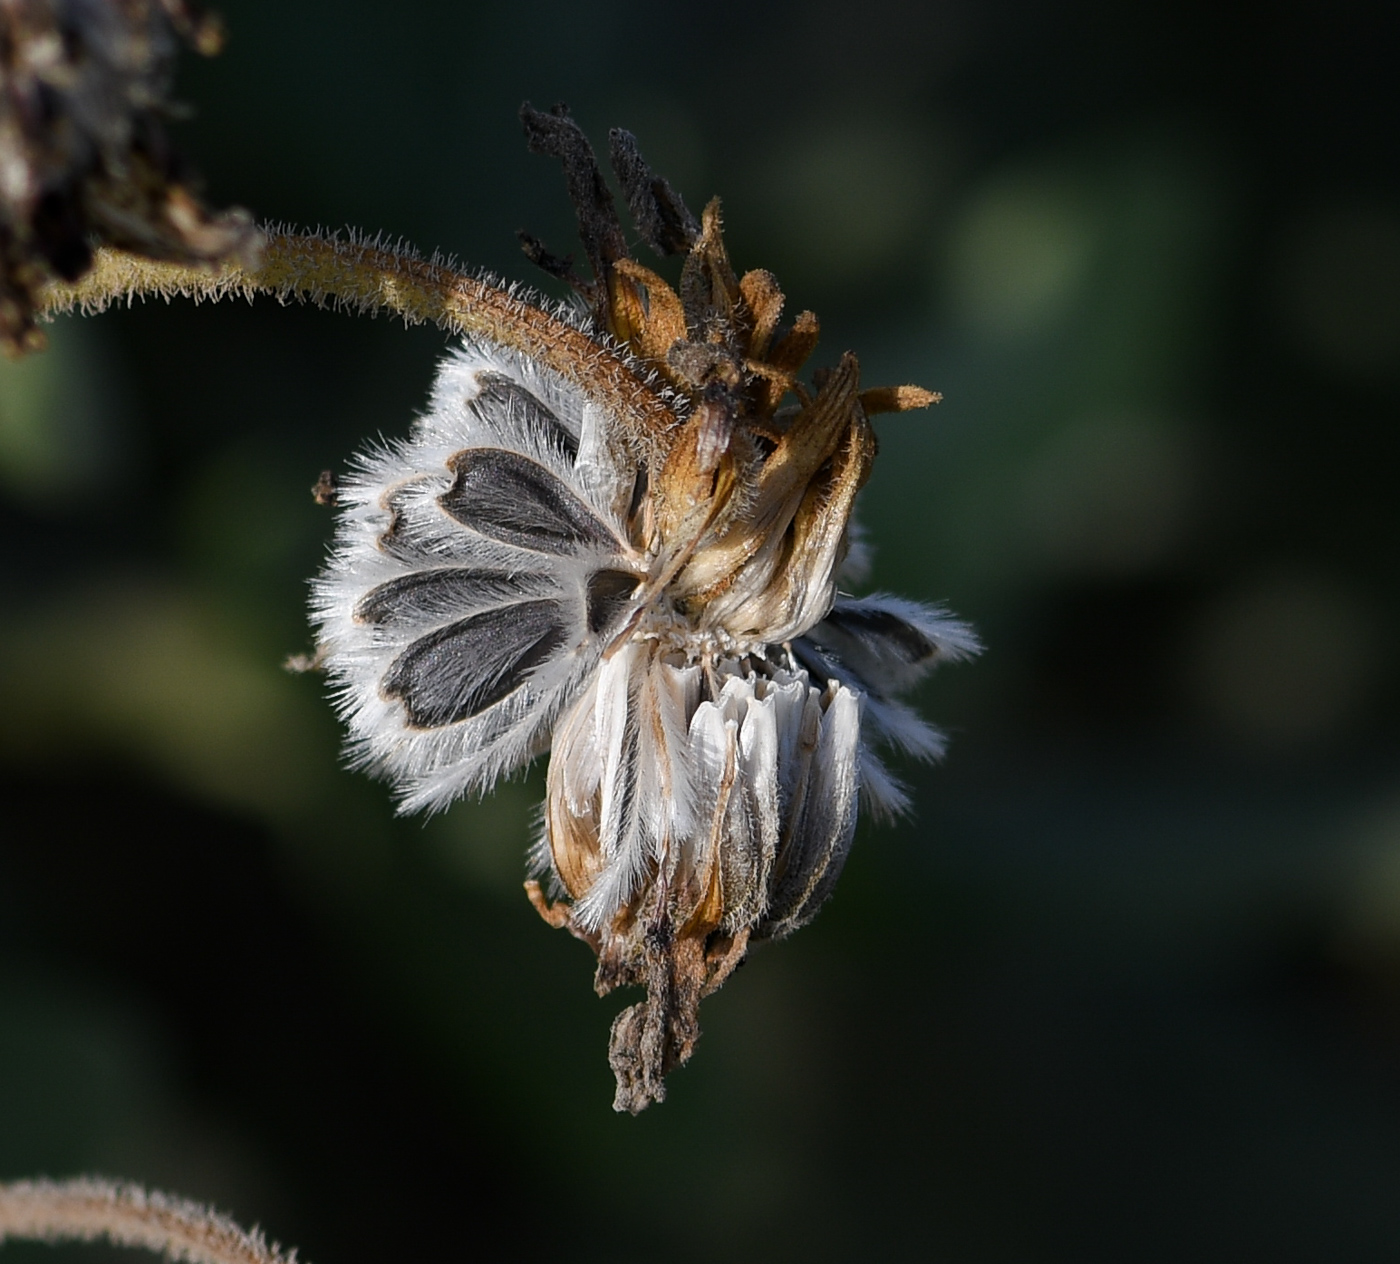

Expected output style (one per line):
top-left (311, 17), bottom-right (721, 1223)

top-left (310, 106), bottom-right (978, 1112)
top-left (0, 0), bottom-right (257, 354)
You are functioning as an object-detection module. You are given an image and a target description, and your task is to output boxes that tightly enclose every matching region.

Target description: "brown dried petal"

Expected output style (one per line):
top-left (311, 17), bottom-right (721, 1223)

top-left (678, 198), bottom-right (740, 339)
top-left (611, 256), bottom-right (687, 364)
top-left (859, 383), bottom-right (943, 414)
top-left (519, 102), bottom-right (626, 315)
top-left (607, 127), bottom-right (699, 257)
top-left (737, 267), bottom-right (785, 361)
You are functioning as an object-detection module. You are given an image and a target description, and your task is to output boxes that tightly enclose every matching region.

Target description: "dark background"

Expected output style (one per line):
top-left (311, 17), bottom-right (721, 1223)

top-left (3, 1), bottom-right (1400, 1259)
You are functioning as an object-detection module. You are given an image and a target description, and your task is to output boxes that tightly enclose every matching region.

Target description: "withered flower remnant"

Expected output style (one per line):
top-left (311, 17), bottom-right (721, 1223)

top-left (311, 106), bottom-right (979, 1112)
top-left (0, 0), bottom-right (258, 354)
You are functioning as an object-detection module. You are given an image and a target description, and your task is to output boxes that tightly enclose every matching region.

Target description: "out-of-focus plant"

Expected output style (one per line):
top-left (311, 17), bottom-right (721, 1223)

top-left (0, 0), bottom-right (256, 353)
top-left (0, 1178), bottom-right (298, 1264)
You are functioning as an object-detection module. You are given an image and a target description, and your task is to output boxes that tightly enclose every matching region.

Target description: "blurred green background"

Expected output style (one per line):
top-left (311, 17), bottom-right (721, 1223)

top-left (3, 0), bottom-right (1400, 1259)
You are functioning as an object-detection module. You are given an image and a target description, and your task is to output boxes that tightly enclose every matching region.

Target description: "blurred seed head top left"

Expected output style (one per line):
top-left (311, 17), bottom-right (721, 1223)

top-left (0, 0), bottom-right (259, 355)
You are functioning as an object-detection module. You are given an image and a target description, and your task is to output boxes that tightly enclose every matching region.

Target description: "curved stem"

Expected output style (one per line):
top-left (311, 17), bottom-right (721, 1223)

top-left (0, 1177), bottom-right (300, 1264)
top-left (39, 229), bottom-right (676, 439)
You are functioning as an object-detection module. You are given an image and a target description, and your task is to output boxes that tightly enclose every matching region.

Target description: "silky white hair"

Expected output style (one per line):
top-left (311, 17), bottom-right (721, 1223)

top-left (313, 336), bottom-right (978, 926)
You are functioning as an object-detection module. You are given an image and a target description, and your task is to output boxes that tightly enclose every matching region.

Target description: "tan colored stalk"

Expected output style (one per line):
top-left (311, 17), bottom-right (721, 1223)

top-left (39, 230), bottom-right (677, 439)
top-left (0, 1177), bottom-right (301, 1264)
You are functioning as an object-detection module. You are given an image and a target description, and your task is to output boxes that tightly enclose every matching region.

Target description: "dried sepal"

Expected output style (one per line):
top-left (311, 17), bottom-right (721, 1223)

top-left (860, 383), bottom-right (944, 414)
top-left (518, 102), bottom-right (627, 319)
top-left (737, 267), bottom-right (784, 360)
top-left (611, 257), bottom-right (687, 364)
top-left (677, 198), bottom-right (741, 336)
top-left (607, 126), bottom-right (699, 258)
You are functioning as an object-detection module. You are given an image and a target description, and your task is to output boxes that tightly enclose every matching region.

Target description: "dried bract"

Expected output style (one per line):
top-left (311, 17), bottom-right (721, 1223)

top-left (0, 0), bottom-right (257, 354)
top-left (312, 107), bottom-right (978, 1111)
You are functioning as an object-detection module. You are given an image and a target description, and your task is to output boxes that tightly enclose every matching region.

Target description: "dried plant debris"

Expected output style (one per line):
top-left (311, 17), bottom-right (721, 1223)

top-left (0, 0), bottom-right (258, 354)
top-left (313, 106), bottom-right (977, 1112)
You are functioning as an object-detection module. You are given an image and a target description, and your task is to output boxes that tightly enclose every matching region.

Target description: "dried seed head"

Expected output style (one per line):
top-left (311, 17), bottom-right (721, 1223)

top-left (313, 108), bottom-right (977, 1112)
top-left (0, 0), bottom-right (258, 354)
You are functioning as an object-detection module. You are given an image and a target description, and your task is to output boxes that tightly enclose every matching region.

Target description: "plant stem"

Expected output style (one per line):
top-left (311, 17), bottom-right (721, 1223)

top-left (0, 1178), bottom-right (300, 1264)
top-left (39, 229), bottom-right (676, 439)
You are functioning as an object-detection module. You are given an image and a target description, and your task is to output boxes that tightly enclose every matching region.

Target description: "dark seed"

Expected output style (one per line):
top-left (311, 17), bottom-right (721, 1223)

top-left (822, 606), bottom-right (936, 663)
top-left (586, 569), bottom-right (641, 635)
top-left (439, 448), bottom-right (618, 555)
top-left (473, 371), bottom-right (578, 460)
top-left (354, 568), bottom-right (524, 626)
top-left (382, 599), bottom-right (570, 728)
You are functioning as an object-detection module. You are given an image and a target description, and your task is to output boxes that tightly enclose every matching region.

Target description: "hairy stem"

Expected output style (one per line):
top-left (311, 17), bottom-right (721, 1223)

top-left (0, 1178), bottom-right (300, 1264)
top-left (39, 229), bottom-right (676, 438)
